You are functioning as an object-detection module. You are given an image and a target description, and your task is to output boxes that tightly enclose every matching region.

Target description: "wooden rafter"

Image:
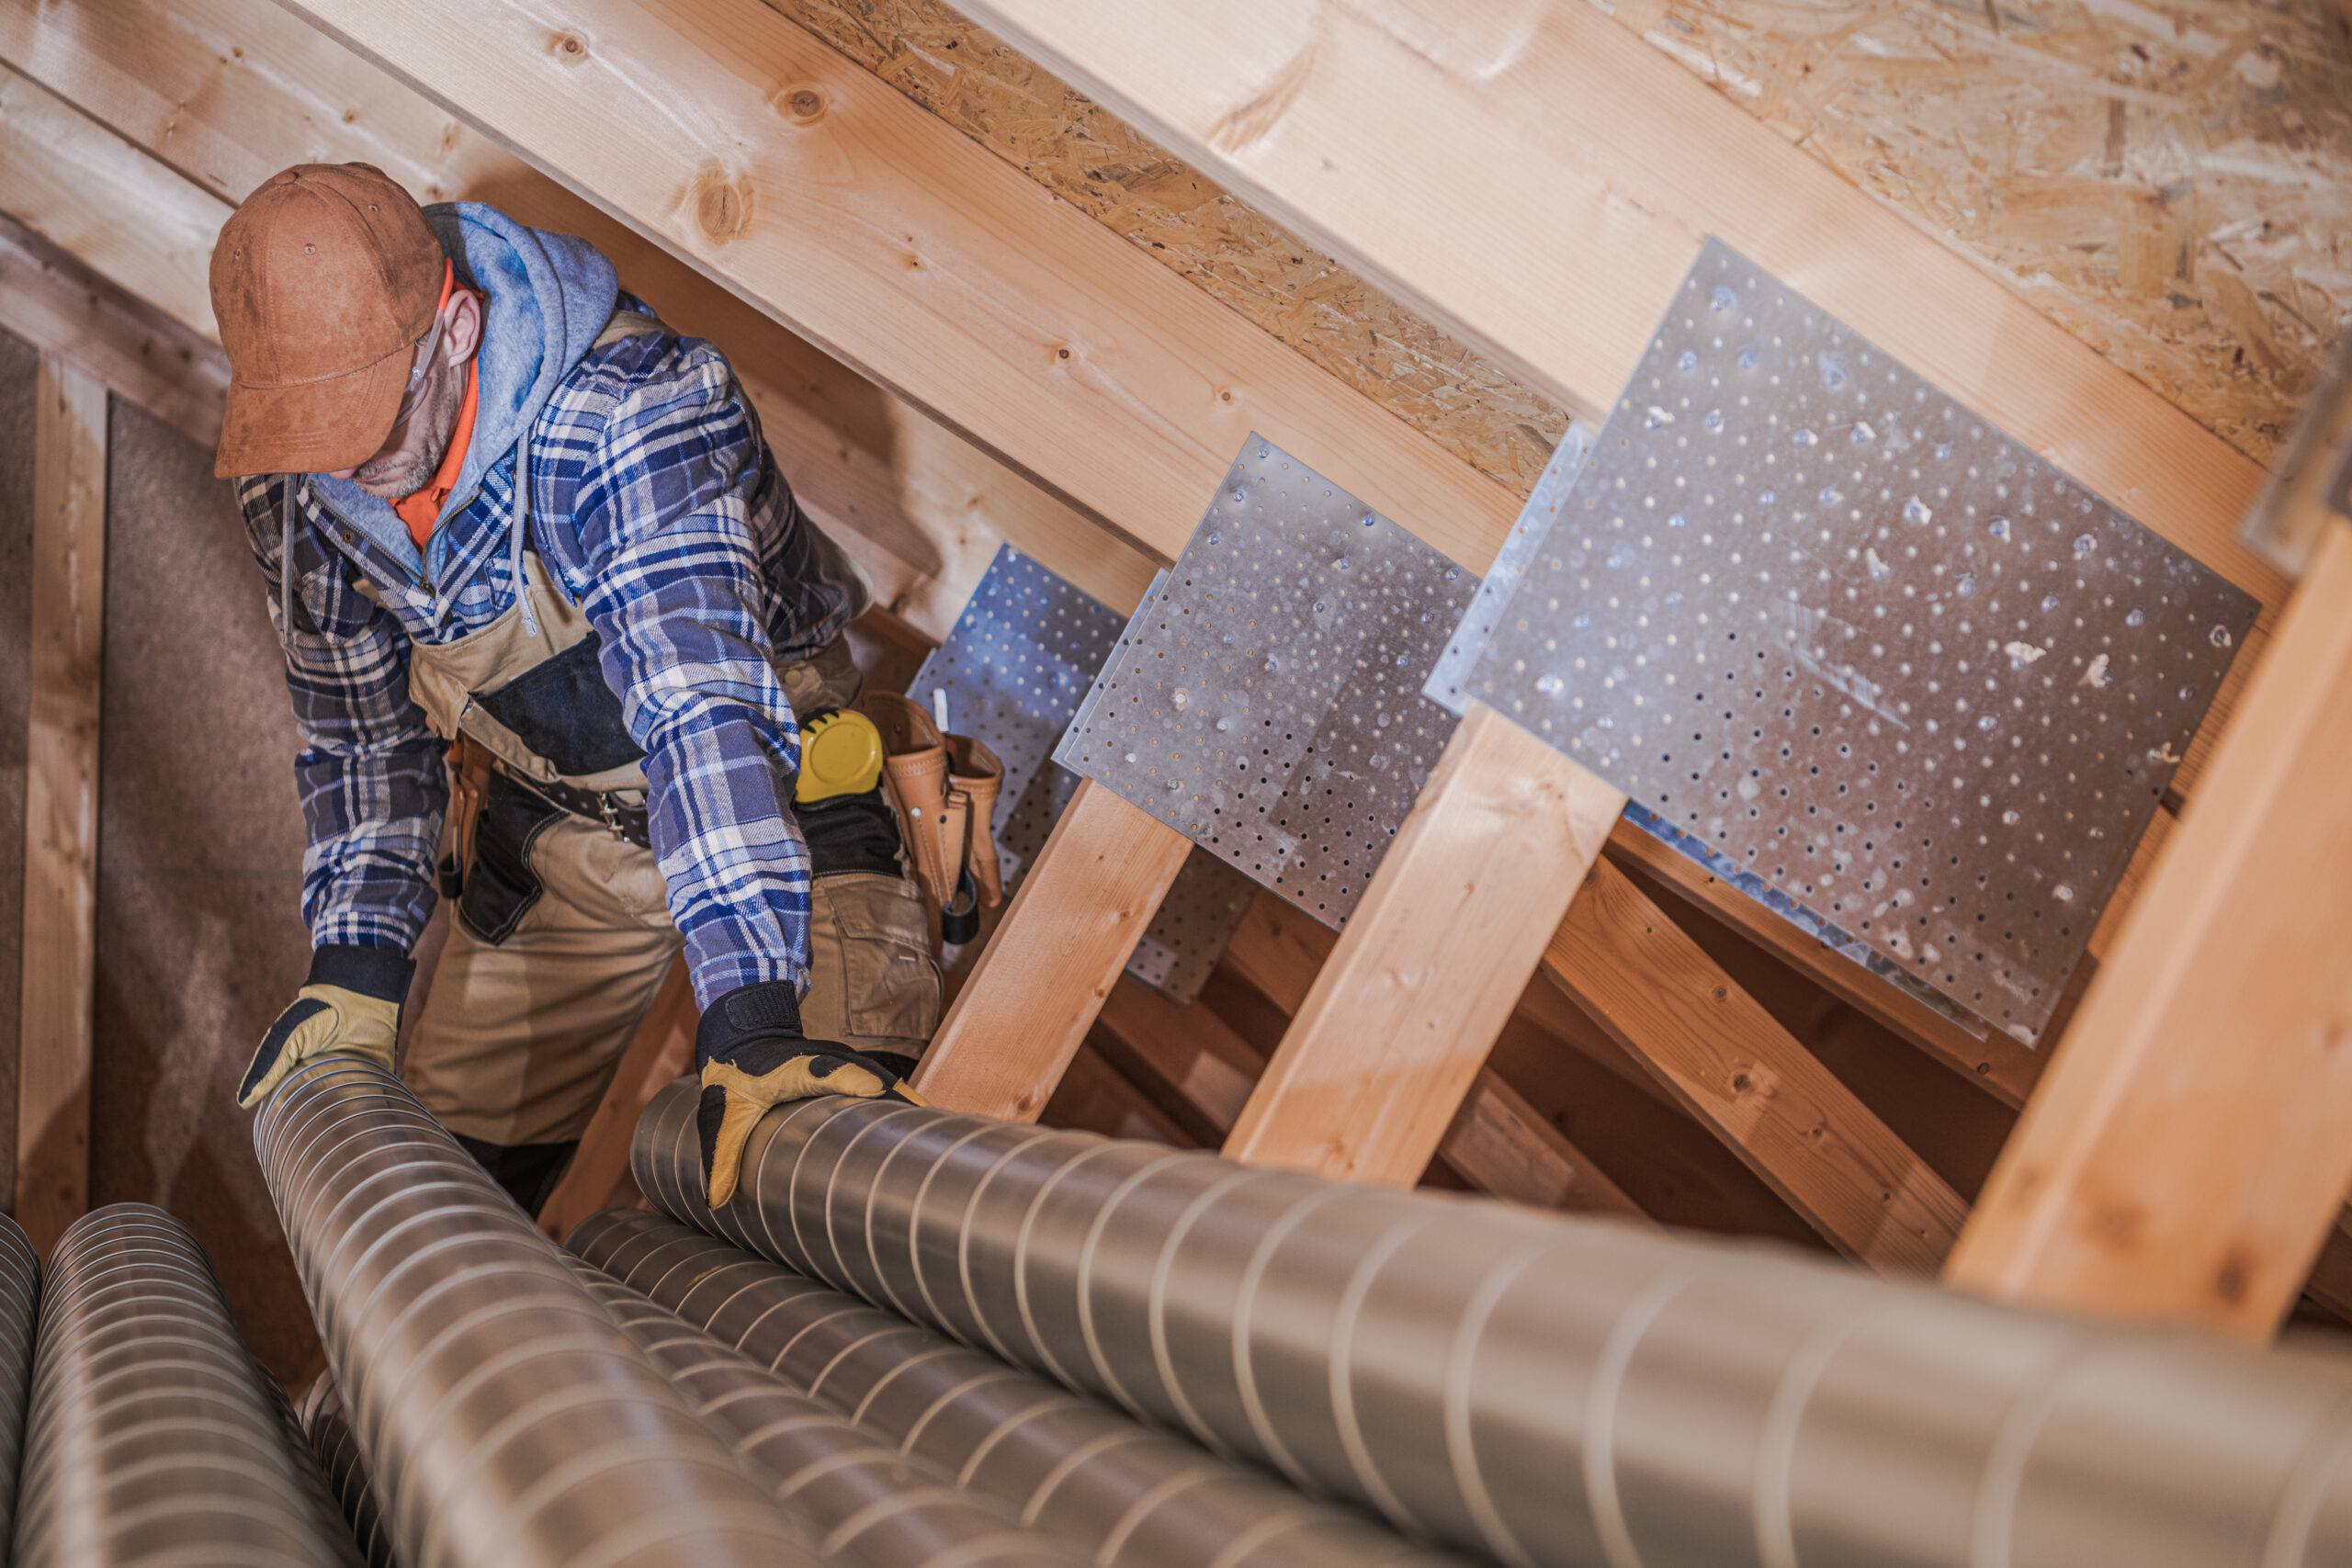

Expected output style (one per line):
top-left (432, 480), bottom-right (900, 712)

top-left (17, 354), bottom-right (108, 1254)
top-left (268, 0), bottom-right (1521, 576)
top-left (1949, 512), bottom-right (2352, 1338)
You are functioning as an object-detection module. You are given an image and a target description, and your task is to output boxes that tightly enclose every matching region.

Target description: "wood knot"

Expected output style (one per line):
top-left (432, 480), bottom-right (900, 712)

top-left (690, 170), bottom-right (753, 243)
top-left (2214, 1247), bottom-right (2256, 1307)
top-left (780, 86), bottom-right (827, 123)
top-left (551, 30), bottom-right (588, 62)
top-left (1730, 1072), bottom-right (1753, 1093)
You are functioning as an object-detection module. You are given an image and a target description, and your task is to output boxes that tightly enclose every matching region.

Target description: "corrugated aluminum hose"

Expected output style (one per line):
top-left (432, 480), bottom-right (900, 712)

top-left (564, 1254), bottom-right (1078, 1568)
top-left (0, 1213), bottom-right (38, 1552)
top-left (299, 1374), bottom-right (398, 1568)
top-left (570, 1208), bottom-right (1468, 1568)
top-left (251, 1055), bottom-right (820, 1568)
top-left (632, 1085), bottom-right (2352, 1568)
top-left (13, 1203), bottom-right (362, 1567)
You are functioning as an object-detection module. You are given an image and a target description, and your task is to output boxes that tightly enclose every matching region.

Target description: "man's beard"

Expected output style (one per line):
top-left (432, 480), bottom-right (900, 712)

top-left (350, 373), bottom-right (463, 501)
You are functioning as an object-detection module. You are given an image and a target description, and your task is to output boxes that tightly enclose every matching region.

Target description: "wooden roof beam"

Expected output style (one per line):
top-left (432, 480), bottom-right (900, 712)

top-left (268, 0), bottom-right (1521, 575)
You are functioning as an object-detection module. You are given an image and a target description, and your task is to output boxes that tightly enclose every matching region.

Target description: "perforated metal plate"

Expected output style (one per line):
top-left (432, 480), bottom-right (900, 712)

top-left (1439, 239), bottom-right (2258, 1043)
top-left (1057, 435), bottom-right (1477, 929)
top-left (908, 547), bottom-right (1255, 1004)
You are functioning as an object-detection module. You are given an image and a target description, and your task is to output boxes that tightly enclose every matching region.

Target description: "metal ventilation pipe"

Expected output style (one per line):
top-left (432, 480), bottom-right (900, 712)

top-left (0, 1214), bottom-right (38, 1552)
top-left (634, 1088), bottom-right (2352, 1568)
top-left (570, 1209), bottom-right (1463, 1568)
top-left (565, 1255), bottom-right (1079, 1568)
top-left (251, 1056), bottom-right (819, 1568)
top-left (299, 1375), bottom-right (398, 1568)
top-left (14, 1204), bottom-right (361, 1567)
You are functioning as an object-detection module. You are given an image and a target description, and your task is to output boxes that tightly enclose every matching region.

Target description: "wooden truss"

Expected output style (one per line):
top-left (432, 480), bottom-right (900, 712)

top-left (4, 0), bottom-right (2348, 1339)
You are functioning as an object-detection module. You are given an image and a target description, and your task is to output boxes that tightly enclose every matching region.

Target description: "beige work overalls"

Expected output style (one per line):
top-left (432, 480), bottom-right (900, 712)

top-left (395, 350), bottom-right (939, 1148)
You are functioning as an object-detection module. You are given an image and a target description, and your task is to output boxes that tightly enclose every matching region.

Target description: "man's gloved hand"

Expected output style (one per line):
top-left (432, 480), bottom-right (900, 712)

top-left (237, 944), bottom-right (415, 1109)
top-left (696, 979), bottom-right (924, 1207)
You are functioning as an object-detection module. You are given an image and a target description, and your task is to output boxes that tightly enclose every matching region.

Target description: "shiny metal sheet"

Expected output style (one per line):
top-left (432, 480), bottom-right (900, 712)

top-left (1056, 436), bottom-right (1476, 929)
top-left (1441, 239), bottom-right (2257, 1041)
top-left (912, 547), bottom-right (1255, 1002)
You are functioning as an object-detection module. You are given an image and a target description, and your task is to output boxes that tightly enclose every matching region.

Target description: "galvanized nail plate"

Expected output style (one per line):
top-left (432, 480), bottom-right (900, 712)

top-left (1439, 238), bottom-right (2256, 1043)
top-left (909, 545), bottom-right (1255, 1003)
top-left (1056, 434), bottom-right (1477, 930)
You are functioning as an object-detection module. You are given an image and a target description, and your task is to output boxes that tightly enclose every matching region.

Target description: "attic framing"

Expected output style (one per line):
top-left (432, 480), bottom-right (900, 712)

top-left (2, 0), bottom-right (2348, 1346)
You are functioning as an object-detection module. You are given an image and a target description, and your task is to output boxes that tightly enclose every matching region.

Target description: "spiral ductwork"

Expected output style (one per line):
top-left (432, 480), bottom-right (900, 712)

top-left (13, 1203), bottom-right (362, 1567)
top-left (251, 1055), bottom-right (820, 1568)
top-left (633, 1086), bottom-right (2352, 1568)
top-left (566, 1255), bottom-right (1076, 1568)
top-left (570, 1209), bottom-right (1462, 1568)
top-left (0, 1213), bottom-right (39, 1551)
top-left (299, 1375), bottom-right (398, 1568)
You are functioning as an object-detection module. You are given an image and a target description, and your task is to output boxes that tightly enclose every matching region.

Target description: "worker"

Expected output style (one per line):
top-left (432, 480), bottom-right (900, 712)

top-left (209, 164), bottom-right (933, 1213)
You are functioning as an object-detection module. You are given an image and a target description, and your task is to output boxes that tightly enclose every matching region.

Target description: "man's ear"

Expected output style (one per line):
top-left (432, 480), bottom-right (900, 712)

top-left (445, 288), bottom-right (486, 367)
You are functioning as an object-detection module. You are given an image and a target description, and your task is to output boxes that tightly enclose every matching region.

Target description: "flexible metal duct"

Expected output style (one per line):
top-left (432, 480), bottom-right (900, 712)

top-left (299, 1375), bottom-right (398, 1568)
top-left (13, 1203), bottom-right (361, 1567)
top-left (566, 1254), bottom-right (1077, 1568)
top-left (252, 1056), bottom-right (819, 1568)
top-left (635, 1087), bottom-right (2352, 1568)
top-left (571, 1209), bottom-right (1462, 1568)
top-left (0, 1214), bottom-right (38, 1552)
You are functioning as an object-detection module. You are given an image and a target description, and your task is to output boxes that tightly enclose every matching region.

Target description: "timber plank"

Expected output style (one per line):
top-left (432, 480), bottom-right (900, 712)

top-left (0, 214), bottom-right (226, 449)
top-left (269, 0), bottom-right (1521, 573)
top-left (537, 955), bottom-right (695, 1243)
top-left (1947, 520), bottom-right (2352, 1339)
top-left (1545, 857), bottom-right (1970, 1272)
top-left (911, 782), bottom-right (1192, 1120)
top-left (1222, 703), bottom-right (1626, 1186)
top-left (16, 355), bottom-right (108, 1254)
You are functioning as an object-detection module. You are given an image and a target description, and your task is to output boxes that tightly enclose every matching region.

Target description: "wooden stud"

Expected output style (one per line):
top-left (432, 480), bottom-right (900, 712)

top-left (911, 782), bottom-right (1192, 1120)
top-left (1222, 704), bottom-right (1626, 1186)
top-left (1039, 1047), bottom-right (1188, 1146)
top-left (1544, 857), bottom-right (1969, 1272)
top-left (0, 213), bottom-right (226, 449)
top-left (17, 355), bottom-right (107, 1254)
top-left (1946, 520), bottom-right (2352, 1339)
top-left (1097, 972), bottom-right (1643, 1219)
top-left (536, 955), bottom-right (695, 1244)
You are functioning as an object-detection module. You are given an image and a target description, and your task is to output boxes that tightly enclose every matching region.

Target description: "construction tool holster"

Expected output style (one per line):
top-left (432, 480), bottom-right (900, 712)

top-left (856, 693), bottom-right (1005, 943)
top-left (437, 733), bottom-right (494, 900)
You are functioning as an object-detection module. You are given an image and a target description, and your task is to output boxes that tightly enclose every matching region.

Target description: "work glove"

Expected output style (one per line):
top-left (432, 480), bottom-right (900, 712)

top-left (695, 979), bottom-right (925, 1208)
top-left (237, 944), bottom-right (414, 1109)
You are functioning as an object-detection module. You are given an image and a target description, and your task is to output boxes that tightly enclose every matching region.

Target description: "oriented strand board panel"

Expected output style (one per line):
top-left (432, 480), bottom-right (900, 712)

top-left (764, 0), bottom-right (1575, 498)
top-left (1601, 0), bottom-right (2352, 468)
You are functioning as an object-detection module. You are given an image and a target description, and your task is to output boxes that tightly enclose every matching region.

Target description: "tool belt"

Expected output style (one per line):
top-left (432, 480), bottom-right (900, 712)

top-left (500, 765), bottom-right (651, 849)
top-left (858, 693), bottom-right (1005, 944)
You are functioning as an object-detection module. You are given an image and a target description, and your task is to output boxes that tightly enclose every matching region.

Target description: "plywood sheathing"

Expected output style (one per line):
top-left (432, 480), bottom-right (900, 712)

top-left (758, 0), bottom-right (1576, 497)
top-left (1598, 0), bottom-right (2352, 466)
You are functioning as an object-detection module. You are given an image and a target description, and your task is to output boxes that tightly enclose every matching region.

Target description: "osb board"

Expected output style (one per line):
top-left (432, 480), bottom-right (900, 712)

top-left (758, 0), bottom-right (1576, 497)
top-left (1600, 0), bottom-right (2352, 466)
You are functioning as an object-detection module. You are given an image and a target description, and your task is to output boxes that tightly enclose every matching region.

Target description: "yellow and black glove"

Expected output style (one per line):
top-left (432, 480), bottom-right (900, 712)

top-left (236, 944), bottom-right (413, 1110)
top-left (695, 979), bottom-right (924, 1208)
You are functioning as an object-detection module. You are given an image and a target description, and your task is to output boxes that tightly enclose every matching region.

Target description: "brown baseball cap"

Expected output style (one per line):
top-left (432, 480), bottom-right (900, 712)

top-left (209, 164), bottom-right (446, 479)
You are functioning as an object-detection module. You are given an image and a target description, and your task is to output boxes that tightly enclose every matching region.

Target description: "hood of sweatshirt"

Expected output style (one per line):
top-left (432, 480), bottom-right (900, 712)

top-left (306, 202), bottom-right (618, 590)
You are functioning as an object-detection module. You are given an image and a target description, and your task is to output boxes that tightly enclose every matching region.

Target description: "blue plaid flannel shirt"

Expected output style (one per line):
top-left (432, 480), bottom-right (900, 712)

top-left (236, 324), bottom-right (857, 1007)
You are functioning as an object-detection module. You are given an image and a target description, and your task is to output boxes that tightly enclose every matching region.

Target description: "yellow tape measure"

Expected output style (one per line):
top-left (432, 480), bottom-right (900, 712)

top-left (796, 708), bottom-right (885, 804)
